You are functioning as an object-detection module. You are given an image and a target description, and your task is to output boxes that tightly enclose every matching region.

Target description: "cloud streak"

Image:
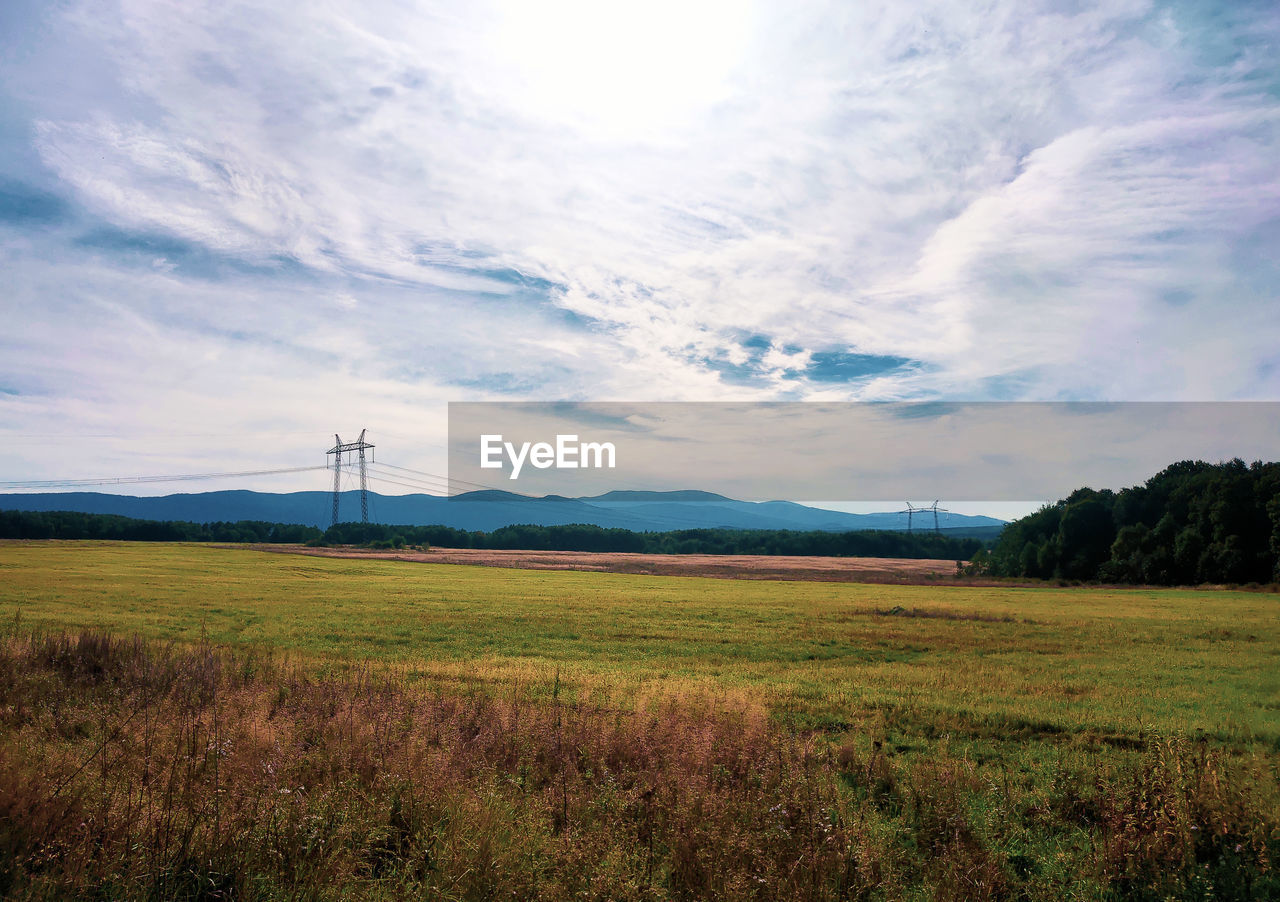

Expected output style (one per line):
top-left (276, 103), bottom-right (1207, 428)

top-left (1, 0), bottom-right (1278, 484)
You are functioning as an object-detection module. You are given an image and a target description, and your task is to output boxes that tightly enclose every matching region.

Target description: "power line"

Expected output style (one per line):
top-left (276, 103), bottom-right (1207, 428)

top-left (366, 464), bottom-right (450, 488)
top-left (0, 465), bottom-right (328, 491)
top-left (0, 455), bottom-right (787, 533)
top-left (373, 462), bottom-right (532, 496)
top-left (363, 473), bottom-right (447, 494)
top-left (365, 469), bottom-right (448, 492)
top-left (2, 461), bottom-right (505, 498)
top-left (0, 431), bottom-right (334, 443)
top-left (364, 473), bottom-right (455, 498)
top-left (366, 466), bottom-right (533, 499)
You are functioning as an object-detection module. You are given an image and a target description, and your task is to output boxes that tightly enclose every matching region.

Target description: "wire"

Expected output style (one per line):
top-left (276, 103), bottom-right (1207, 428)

top-left (372, 462), bottom-right (533, 496)
top-left (0, 431), bottom-right (334, 441)
top-left (366, 464), bottom-right (451, 489)
top-left (366, 466), bottom-right (529, 498)
top-left (1, 456), bottom-right (760, 532)
top-left (370, 465), bottom-right (728, 527)
top-left (363, 473), bottom-right (447, 495)
top-left (0, 465), bottom-right (328, 490)
top-left (365, 468), bottom-right (458, 491)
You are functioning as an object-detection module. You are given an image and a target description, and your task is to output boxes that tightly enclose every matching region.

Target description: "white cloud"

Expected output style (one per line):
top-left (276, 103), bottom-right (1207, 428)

top-left (2, 0), bottom-right (1279, 485)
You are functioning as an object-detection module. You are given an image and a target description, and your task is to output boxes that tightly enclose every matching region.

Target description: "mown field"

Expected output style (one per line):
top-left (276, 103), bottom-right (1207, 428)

top-left (1, 541), bottom-right (1278, 900)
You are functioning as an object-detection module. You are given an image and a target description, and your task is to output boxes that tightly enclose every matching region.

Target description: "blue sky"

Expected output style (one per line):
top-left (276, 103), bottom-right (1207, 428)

top-left (1, 0), bottom-right (1278, 492)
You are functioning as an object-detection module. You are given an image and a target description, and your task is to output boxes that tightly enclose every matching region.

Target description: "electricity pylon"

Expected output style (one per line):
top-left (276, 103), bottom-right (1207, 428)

top-left (327, 429), bottom-right (375, 526)
top-left (895, 500), bottom-right (950, 534)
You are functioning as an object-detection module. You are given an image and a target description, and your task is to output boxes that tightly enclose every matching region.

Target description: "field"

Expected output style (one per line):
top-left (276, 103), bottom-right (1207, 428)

top-left (264, 545), bottom-right (976, 584)
top-left (1, 541), bottom-right (1278, 899)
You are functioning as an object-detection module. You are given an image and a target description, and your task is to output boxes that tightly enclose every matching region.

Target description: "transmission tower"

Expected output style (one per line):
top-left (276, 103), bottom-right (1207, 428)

top-left (326, 429), bottom-right (375, 526)
top-left (895, 500), bottom-right (951, 535)
top-left (897, 502), bottom-right (921, 535)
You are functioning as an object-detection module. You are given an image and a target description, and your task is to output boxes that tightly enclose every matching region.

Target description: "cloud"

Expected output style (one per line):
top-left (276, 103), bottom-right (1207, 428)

top-left (1, 0), bottom-right (1278, 486)
top-left (893, 107), bottom-right (1280, 398)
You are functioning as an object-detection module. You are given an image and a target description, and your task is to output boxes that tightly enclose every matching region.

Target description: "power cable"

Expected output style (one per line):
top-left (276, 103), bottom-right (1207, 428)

top-left (0, 465), bottom-right (328, 491)
top-left (366, 465), bottom-right (451, 489)
top-left (373, 462), bottom-right (534, 496)
top-left (363, 473), bottom-right (447, 495)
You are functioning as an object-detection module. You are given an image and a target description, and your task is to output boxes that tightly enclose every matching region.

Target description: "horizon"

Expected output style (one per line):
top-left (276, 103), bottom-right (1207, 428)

top-left (0, 484), bottom-right (1026, 523)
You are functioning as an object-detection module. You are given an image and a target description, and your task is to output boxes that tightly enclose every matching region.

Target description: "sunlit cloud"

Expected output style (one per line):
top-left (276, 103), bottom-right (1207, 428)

top-left (1, 0), bottom-right (1278, 484)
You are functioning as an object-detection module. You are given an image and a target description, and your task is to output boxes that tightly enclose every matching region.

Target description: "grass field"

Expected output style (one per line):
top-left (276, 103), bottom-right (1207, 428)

top-left (4, 541), bottom-right (1277, 742)
top-left (1, 541), bottom-right (1278, 899)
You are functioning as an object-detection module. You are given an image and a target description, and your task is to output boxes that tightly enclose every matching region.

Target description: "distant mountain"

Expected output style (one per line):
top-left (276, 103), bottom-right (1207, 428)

top-left (0, 489), bottom-right (1006, 535)
top-left (583, 490), bottom-right (732, 503)
top-left (576, 491), bottom-right (1004, 534)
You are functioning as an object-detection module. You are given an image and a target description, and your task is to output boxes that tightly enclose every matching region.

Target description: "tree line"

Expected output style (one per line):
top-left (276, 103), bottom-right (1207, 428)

top-left (0, 510), bottom-right (323, 544)
top-left (970, 459), bottom-right (1280, 584)
top-left (1, 508), bottom-right (985, 560)
top-left (321, 520), bottom-right (985, 559)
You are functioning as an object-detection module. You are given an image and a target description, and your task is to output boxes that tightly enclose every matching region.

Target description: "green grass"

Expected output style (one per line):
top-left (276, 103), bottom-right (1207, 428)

top-left (3, 541), bottom-right (1277, 745)
top-left (2, 541), bottom-right (1279, 900)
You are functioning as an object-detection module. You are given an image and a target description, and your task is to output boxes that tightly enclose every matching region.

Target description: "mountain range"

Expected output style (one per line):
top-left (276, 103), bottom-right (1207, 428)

top-left (0, 489), bottom-right (1005, 536)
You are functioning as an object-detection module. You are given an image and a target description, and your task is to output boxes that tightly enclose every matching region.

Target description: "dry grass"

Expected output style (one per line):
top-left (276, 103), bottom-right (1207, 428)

top-left (3, 542), bottom-right (1280, 898)
top-left (1, 630), bottom-right (1277, 901)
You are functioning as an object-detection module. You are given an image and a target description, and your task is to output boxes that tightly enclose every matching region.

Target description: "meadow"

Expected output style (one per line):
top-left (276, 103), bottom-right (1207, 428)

top-left (0, 541), bottom-right (1277, 899)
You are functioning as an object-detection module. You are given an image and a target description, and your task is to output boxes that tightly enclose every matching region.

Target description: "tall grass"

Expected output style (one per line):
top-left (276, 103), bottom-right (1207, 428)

top-left (1, 631), bottom-right (1276, 900)
top-left (6, 542), bottom-right (1279, 746)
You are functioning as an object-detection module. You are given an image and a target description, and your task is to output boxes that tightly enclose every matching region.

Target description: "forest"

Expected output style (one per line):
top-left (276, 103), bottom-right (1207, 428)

top-left (310, 520), bottom-right (987, 559)
top-left (972, 459), bottom-right (1280, 584)
top-left (0, 510), bottom-right (323, 544)
top-left (0, 509), bottom-right (985, 560)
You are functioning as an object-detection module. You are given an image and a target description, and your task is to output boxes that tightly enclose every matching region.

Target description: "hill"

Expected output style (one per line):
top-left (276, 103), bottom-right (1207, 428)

top-left (0, 489), bottom-right (1005, 534)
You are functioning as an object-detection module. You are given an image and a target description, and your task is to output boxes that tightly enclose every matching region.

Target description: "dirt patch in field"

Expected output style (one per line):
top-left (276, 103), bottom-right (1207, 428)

top-left (249, 544), bottom-right (986, 584)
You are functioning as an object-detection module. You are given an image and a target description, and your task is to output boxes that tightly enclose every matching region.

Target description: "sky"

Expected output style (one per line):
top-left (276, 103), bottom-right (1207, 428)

top-left (1, 0), bottom-right (1278, 502)
top-left (446, 401), bottom-right (1280, 514)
